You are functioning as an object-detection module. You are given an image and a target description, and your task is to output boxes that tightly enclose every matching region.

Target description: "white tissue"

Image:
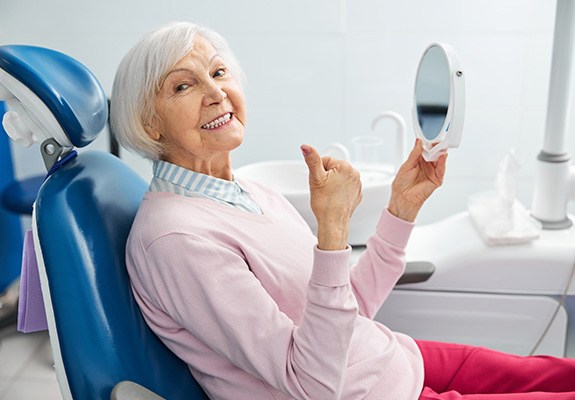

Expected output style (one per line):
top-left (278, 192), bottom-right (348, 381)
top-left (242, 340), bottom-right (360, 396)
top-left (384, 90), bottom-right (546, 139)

top-left (468, 150), bottom-right (541, 245)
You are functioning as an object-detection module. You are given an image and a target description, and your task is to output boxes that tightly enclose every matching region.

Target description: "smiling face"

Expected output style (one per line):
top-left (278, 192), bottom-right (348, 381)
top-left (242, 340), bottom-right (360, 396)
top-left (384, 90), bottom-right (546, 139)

top-left (148, 35), bottom-right (247, 179)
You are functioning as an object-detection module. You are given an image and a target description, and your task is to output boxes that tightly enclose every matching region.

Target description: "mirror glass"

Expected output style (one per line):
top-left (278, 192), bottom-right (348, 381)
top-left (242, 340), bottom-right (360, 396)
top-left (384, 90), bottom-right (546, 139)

top-left (412, 42), bottom-right (465, 162)
top-left (415, 46), bottom-right (450, 141)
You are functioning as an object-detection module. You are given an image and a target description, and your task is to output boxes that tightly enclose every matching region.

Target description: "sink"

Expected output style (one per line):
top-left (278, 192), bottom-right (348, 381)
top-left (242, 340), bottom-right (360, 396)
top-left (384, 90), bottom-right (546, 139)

top-left (235, 160), bottom-right (394, 245)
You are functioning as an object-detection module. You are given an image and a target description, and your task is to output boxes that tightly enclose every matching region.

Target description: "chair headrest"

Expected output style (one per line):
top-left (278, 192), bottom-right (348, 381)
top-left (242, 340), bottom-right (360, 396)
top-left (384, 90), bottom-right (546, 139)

top-left (0, 45), bottom-right (107, 149)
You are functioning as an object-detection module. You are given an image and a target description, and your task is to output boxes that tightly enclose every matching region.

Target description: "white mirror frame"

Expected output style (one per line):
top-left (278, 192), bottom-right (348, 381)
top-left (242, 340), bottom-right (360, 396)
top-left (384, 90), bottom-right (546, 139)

top-left (412, 42), bottom-right (465, 162)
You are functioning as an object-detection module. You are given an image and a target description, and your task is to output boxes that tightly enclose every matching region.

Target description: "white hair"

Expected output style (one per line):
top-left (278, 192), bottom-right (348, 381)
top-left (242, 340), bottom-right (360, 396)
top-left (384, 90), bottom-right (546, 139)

top-left (110, 21), bottom-right (245, 160)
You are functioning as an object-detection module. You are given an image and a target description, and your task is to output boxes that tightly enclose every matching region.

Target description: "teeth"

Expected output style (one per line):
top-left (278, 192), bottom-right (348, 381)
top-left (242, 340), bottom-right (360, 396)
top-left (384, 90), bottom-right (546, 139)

top-left (201, 113), bottom-right (232, 130)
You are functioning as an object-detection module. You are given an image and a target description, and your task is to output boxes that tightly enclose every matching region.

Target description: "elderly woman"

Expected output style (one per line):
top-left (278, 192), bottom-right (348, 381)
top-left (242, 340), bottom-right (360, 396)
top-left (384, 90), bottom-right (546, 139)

top-left (111, 22), bottom-right (575, 400)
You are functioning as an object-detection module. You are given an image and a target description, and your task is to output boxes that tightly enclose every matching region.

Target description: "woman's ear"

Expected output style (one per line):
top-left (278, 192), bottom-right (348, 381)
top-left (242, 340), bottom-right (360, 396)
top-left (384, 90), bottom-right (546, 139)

top-left (144, 114), bottom-right (162, 141)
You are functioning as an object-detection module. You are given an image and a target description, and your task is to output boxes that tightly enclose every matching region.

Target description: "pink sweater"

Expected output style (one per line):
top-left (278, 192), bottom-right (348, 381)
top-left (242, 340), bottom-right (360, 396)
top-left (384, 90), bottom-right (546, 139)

top-left (126, 179), bottom-right (424, 400)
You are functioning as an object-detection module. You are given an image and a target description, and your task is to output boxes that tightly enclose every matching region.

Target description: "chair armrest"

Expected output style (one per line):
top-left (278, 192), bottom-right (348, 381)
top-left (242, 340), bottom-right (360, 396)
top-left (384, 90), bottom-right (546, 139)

top-left (110, 381), bottom-right (165, 400)
top-left (397, 261), bottom-right (435, 285)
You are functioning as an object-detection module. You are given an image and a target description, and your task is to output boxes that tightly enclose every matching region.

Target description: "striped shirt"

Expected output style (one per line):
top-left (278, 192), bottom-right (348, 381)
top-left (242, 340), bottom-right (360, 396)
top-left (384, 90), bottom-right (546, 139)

top-left (150, 160), bottom-right (262, 214)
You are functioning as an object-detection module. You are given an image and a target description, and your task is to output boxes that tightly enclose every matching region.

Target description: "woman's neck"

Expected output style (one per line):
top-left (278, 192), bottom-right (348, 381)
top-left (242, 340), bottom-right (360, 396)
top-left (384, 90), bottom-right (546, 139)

top-left (163, 153), bottom-right (233, 181)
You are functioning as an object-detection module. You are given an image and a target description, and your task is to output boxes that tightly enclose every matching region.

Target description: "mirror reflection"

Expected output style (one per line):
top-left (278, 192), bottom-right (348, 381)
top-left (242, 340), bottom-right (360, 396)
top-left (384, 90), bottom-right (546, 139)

top-left (415, 45), bottom-right (450, 141)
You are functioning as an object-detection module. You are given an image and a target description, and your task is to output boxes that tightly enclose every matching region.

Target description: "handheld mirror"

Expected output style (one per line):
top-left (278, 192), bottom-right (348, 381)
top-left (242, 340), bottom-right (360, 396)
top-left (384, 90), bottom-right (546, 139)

top-left (413, 43), bottom-right (465, 161)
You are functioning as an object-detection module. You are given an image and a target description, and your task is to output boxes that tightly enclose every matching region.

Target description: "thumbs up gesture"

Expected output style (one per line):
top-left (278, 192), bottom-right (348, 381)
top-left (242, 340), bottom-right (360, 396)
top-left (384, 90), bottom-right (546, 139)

top-left (301, 144), bottom-right (362, 250)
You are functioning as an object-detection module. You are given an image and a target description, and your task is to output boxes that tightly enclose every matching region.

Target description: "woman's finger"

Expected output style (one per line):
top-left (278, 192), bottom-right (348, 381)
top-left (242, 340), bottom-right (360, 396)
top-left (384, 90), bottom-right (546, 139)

top-left (402, 138), bottom-right (423, 169)
top-left (301, 144), bottom-right (327, 185)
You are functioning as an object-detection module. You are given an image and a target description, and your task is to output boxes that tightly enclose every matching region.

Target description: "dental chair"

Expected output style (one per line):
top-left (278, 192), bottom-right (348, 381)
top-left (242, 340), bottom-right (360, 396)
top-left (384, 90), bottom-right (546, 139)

top-left (0, 45), bottom-right (208, 399)
top-left (0, 102), bottom-right (23, 328)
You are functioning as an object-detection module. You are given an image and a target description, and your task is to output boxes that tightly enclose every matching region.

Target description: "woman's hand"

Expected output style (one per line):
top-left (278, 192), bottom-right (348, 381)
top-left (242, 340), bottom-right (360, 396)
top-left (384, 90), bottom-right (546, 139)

top-left (301, 144), bottom-right (362, 250)
top-left (388, 139), bottom-right (447, 222)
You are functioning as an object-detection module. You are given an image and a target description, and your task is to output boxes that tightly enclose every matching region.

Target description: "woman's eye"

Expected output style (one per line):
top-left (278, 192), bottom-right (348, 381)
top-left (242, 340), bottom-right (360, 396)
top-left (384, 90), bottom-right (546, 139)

top-left (175, 83), bottom-right (190, 92)
top-left (213, 68), bottom-right (226, 78)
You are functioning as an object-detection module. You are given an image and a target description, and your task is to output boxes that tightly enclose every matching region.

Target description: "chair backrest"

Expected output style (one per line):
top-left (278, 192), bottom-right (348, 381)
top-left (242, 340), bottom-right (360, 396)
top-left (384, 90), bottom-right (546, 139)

top-left (0, 101), bottom-right (23, 293)
top-left (0, 44), bottom-right (209, 399)
top-left (34, 151), bottom-right (208, 399)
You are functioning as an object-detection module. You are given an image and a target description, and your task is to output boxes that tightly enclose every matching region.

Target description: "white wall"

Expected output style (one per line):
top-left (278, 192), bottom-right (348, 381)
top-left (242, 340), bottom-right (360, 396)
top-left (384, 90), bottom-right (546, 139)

top-left (1, 0), bottom-right (573, 225)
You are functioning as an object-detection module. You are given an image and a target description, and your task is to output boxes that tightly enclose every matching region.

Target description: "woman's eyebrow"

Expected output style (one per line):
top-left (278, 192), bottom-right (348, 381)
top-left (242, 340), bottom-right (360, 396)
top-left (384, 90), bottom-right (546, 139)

top-left (165, 68), bottom-right (193, 79)
top-left (164, 54), bottom-right (221, 79)
top-left (210, 53), bottom-right (223, 64)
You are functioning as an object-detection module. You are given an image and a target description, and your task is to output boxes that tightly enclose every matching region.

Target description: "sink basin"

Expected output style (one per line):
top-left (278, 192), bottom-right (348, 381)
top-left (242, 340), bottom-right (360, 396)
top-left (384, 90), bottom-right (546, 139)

top-left (235, 160), bottom-right (395, 245)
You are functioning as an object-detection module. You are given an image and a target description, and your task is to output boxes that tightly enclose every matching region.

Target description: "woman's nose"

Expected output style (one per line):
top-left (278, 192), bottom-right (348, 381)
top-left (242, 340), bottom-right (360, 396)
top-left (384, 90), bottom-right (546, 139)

top-left (203, 80), bottom-right (227, 105)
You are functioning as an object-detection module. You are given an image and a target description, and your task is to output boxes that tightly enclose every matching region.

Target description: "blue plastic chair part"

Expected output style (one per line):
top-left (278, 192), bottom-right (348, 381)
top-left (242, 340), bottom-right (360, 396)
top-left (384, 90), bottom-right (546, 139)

top-left (0, 45), bottom-right (107, 148)
top-left (0, 175), bottom-right (44, 215)
top-left (35, 151), bottom-right (209, 400)
top-left (0, 101), bottom-right (23, 293)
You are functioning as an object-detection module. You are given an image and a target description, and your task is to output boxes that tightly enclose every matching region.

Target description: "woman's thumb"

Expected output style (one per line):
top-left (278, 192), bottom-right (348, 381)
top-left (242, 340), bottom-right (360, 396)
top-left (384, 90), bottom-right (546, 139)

top-left (301, 144), bottom-right (326, 183)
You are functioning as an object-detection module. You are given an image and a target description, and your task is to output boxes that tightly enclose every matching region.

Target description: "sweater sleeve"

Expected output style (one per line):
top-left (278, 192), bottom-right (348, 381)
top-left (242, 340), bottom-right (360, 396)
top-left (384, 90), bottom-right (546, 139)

top-left (350, 208), bottom-right (415, 319)
top-left (141, 233), bottom-right (357, 400)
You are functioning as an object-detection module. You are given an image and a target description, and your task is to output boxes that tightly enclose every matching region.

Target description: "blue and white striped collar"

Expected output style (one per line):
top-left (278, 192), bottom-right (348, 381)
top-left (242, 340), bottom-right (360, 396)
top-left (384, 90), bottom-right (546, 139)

top-left (150, 160), bottom-right (262, 214)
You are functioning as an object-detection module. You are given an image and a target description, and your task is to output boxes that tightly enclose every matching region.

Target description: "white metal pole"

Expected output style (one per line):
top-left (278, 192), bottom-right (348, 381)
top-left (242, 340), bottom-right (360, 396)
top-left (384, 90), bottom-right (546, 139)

top-left (543, 0), bottom-right (575, 154)
top-left (531, 0), bottom-right (574, 229)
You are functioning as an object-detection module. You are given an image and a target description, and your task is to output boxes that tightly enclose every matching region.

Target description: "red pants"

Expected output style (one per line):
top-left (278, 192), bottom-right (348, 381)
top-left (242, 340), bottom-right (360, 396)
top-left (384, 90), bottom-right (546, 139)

top-left (417, 340), bottom-right (575, 399)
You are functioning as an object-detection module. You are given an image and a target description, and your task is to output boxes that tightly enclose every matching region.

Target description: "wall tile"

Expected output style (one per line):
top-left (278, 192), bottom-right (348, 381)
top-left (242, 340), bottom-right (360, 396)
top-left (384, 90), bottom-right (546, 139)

top-left (516, 105), bottom-right (547, 178)
top-left (236, 33), bottom-right (343, 108)
top-left (170, 0), bottom-right (342, 35)
top-left (343, 33), bottom-right (421, 110)
top-left (454, 34), bottom-right (528, 109)
top-left (346, 0), bottom-right (555, 35)
top-left (0, 0), bottom-right (172, 36)
top-left (347, 0), bottom-right (463, 34)
top-left (520, 34), bottom-right (552, 108)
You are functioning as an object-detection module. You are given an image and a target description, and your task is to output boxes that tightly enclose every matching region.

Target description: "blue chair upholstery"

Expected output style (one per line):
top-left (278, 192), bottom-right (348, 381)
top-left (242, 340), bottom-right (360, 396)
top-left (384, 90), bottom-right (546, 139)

top-left (35, 151), bottom-right (208, 399)
top-left (0, 45), bottom-right (209, 399)
top-left (0, 101), bottom-right (23, 326)
top-left (0, 174), bottom-right (44, 215)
